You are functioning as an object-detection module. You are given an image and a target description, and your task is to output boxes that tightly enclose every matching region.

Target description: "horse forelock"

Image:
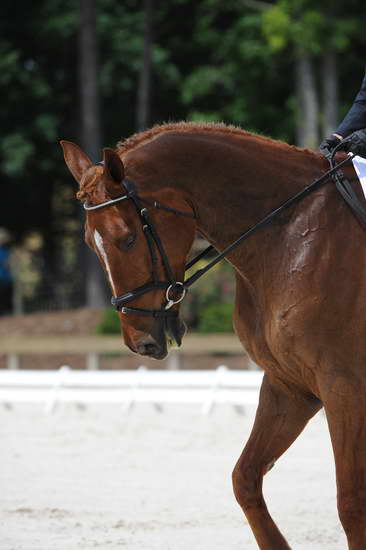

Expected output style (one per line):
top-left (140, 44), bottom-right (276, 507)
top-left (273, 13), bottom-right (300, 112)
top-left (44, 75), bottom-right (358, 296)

top-left (77, 165), bottom-right (105, 203)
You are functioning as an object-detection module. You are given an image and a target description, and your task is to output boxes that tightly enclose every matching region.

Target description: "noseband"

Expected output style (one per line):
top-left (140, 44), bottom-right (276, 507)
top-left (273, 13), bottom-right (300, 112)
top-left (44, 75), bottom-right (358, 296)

top-left (85, 154), bottom-right (357, 319)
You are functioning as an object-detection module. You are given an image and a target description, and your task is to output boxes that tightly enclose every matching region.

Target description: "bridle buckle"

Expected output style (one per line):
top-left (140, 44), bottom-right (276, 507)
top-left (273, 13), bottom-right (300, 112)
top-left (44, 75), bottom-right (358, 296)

top-left (165, 282), bottom-right (186, 310)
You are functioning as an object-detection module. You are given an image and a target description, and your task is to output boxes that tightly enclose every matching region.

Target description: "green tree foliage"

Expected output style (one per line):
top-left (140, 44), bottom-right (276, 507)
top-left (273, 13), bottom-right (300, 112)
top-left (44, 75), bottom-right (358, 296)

top-left (262, 0), bottom-right (360, 55)
top-left (96, 307), bottom-right (120, 334)
top-left (197, 303), bottom-right (234, 333)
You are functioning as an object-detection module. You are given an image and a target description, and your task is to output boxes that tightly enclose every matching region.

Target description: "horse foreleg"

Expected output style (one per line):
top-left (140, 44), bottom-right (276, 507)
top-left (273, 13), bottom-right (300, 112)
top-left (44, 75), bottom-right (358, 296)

top-left (232, 373), bottom-right (322, 550)
top-left (322, 382), bottom-right (366, 550)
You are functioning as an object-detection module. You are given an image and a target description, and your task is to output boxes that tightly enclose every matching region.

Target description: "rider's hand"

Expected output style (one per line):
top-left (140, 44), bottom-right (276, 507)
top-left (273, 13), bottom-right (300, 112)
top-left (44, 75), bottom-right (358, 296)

top-left (319, 134), bottom-right (342, 159)
top-left (341, 129), bottom-right (366, 159)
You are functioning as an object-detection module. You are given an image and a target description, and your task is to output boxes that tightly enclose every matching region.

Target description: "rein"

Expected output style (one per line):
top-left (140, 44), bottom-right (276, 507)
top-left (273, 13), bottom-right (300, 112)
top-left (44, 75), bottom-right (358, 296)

top-left (329, 143), bottom-right (366, 228)
top-left (86, 154), bottom-right (356, 317)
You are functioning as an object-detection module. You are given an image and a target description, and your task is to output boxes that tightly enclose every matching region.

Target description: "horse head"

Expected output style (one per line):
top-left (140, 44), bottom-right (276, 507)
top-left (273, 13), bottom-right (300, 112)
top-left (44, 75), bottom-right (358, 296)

top-left (60, 140), bottom-right (196, 359)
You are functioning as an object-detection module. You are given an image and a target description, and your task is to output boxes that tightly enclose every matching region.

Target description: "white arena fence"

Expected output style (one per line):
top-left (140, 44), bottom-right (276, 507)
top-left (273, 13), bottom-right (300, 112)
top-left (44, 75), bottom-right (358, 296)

top-left (0, 366), bottom-right (263, 415)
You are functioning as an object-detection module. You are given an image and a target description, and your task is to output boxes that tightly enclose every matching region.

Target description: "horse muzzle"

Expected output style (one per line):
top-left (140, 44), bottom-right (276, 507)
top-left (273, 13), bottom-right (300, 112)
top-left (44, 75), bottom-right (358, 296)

top-left (130, 315), bottom-right (186, 360)
top-left (136, 335), bottom-right (167, 360)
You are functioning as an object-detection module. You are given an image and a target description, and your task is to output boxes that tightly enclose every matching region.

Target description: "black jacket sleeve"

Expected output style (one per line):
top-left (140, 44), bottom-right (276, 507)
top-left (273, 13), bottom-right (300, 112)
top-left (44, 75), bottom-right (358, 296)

top-left (335, 69), bottom-right (366, 137)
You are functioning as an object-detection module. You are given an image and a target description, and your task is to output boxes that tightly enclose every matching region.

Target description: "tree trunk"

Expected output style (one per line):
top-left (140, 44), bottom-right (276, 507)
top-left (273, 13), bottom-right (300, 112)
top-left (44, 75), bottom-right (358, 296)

top-left (136, 0), bottom-right (153, 131)
top-left (79, 0), bottom-right (108, 308)
top-left (295, 51), bottom-right (319, 149)
top-left (321, 50), bottom-right (338, 138)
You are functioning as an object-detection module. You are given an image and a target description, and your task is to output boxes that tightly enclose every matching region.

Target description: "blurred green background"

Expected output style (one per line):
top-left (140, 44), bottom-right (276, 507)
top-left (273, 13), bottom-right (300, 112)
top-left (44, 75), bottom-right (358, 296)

top-left (0, 0), bottom-right (365, 332)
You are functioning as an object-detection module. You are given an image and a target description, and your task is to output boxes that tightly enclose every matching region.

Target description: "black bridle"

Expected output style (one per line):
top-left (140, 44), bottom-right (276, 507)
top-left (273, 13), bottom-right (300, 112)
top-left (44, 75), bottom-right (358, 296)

top-left (110, 178), bottom-right (194, 317)
top-left (86, 153), bottom-right (359, 318)
top-left (85, 171), bottom-right (195, 318)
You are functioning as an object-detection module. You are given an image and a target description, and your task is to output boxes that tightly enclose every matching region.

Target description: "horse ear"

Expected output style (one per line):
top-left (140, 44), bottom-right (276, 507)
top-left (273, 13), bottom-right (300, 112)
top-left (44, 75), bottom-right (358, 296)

top-left (103, 148), bottom-right (125, 183)
top-left (60, 140), bottom-right (93, 184)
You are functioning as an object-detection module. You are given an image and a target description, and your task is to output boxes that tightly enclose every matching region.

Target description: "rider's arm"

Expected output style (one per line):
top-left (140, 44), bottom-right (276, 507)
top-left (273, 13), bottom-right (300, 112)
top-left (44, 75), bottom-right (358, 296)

top-left (335, 68), bottom-right (366, 138)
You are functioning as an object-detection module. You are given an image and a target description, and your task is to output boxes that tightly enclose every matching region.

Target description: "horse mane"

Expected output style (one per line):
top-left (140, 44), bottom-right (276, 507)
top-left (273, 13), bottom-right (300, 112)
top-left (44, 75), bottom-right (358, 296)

top-left (78, 122), bottom-right (319, 201)
top-left (116, 121), bottom-right (317, 157)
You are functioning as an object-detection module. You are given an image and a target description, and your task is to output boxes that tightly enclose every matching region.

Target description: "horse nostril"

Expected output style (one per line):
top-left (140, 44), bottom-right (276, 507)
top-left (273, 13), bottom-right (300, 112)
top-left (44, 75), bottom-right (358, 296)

top-left (138, 342), bottom-right (154, 354)
top-left (137, 340), bottom-right (162, 358)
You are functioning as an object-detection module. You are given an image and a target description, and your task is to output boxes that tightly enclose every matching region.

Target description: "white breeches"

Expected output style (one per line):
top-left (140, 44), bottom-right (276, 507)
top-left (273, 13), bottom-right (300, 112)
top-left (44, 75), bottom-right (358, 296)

top-left (352, 155), bottom-right (366, 197)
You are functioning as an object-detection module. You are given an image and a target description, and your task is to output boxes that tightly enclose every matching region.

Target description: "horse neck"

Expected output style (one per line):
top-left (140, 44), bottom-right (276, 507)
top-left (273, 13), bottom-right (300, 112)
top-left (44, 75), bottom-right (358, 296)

top-left (166, 132), bottom-right (324, 263)
top-left (128, 130), bottom-right (326, 277)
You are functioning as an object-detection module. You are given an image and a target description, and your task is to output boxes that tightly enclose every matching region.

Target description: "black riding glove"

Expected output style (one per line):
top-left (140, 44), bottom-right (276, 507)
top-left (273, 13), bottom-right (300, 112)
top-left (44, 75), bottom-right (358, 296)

top-left (319, 135), bottom-right (341, 159)
top-left (341, 129), bottom-right (366, 159)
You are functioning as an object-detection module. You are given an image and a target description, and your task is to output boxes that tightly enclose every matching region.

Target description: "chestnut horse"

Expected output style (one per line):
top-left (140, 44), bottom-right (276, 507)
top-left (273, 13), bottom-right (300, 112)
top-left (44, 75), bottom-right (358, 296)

top-left (61, 122), bottom-right (366, 549)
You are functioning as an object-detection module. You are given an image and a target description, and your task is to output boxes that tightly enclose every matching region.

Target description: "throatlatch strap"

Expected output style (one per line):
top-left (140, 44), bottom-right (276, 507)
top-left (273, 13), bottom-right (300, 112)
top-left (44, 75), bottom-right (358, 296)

top-left (140, 197), bottom-right (195, 219)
